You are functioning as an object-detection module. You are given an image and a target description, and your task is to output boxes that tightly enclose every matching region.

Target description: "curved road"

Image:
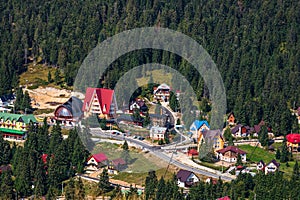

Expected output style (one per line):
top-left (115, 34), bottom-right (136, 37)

top-left (90, 128), bottom-right (234, 181)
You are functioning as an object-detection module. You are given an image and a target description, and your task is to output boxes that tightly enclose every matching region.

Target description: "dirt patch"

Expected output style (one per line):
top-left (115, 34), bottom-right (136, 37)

top-left (25, 87), bottom-right (71, 112)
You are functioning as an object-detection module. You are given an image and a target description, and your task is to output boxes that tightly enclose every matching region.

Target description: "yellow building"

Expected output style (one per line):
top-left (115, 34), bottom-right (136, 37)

top-left (0, 113), bottom-right (37, 140)
top-left (198, 129), bottom-right (224, 153)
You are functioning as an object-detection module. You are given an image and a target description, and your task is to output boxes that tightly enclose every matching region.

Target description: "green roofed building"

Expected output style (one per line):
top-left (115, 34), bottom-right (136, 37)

top-left (0, 113), bottom-right (37, 140)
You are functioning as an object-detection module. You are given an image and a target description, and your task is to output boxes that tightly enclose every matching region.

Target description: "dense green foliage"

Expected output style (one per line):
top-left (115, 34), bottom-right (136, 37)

top-left (0, 0), bottom-right (298, 134)
top-left (0, 122), bottom-right (89, 199)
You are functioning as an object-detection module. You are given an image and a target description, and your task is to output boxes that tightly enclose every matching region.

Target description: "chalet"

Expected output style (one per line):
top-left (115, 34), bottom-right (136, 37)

top-left (52, 96), bottom-right (83, 126)
top-left (227, 112), bottom-right (236, 125)
top-left (286, 133), bottom-right (300, 152)
top-left (257, 160), bottom-right (265, 171)
top-left (153, 83), bottom-right (170, 102)
top-left (265, 160), bottom-right (280, 174)
top-left (197, 129), bottom-right (224, 152)
top-left (176, 169), bottom-right (199, 187)
top-left (82, 87), bottom-right (117, 119)
top-left (231, 124), bottom-right (250, 137)
top-left (107, 158), bottom-right (126, 175)
top-left (150, 126), bottom-right (167, 140)
top-left (216, 146), bottom-right (247, 163)
top-left (253, 120), bottom-right (273, 138)
top-left (129, 99), bottom-right (148, 113)
top-left (86, 153), bottom-right (108, 171)
top-left (189, 120), bottom-right (210, 141)
top-left (0, 94), bottom-right (15, 107)
top-left (0, 113), bottom-right (37, 140)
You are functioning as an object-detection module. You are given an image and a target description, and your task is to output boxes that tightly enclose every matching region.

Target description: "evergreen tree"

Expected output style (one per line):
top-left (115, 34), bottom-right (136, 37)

top-left (275, 149), bottom-right (281, 160)
top-left (76, 178), bottom-right (85, 200)
top-left (156, 177), bottom-right (166, 200)
top-left (292, 161), bottom-right (300, 182)
top-left (48, 70), bottom-right (53, 83)
top-left (65, 178), bottom-right (76, 200)
top-left (258, 125), bottom-right (269, 148)
top-left (0, 170), bottom-right (14, 200)
top-left (98, 169), bottom-right (111, 194)
top-left (54, 69), bottom-right (61, 84)
top-left (144, 170), bottom-right (158, 200)
top-left (280, 138), bottom-right (289, 163)
top-left (121, 140), bottom-right (131, 164)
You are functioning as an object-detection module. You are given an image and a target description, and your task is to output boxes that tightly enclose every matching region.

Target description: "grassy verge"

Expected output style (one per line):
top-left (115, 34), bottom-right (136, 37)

top-left (238, 144), bottom-right (275, 163)
top-left (112, 168), bottom-right (175, 186)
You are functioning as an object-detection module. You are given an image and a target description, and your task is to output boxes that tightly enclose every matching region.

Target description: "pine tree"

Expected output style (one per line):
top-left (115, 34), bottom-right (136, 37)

top-left (259, 125), bottom-right (269, 148)
top-left (280, 138), bottom-right (289, 163)
top-left (144, 170), bottom-right (158, 200)
top-left (65, 178), bottom-right (76, 200)
top-left (292, 161), bottom-right (299, 182)
top-left (0, 170), bottom-right (14, 200)
top-left (156, 177), bottom-right (166, 200)
top-left (275, 149), bottom-right (281, 160)
top-left (98, 169), bottom-right (111, 194)
top-left (75, 178), bottom-right (85, 200)
top-left (48, 70), bottom-right (53, 83)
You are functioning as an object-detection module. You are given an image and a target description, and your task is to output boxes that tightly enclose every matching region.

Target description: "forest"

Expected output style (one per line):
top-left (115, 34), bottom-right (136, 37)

top-left (1, 0), bottom-right (299, 135)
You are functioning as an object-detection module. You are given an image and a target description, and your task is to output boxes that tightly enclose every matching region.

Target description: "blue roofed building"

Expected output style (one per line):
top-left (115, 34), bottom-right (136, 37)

top-left (189, 120), bottom-right (210, 141)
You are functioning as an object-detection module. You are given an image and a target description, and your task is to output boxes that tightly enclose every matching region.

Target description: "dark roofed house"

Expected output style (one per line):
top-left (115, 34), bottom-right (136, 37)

top-left (0, 165), bottom-right (11, 174)
top-left (176, 169), bottom-right (199, 188)
top-left (257, 160), bottom-right (265, 171)
top-left (265, 160), bottom-right (280, 174)
top-left (231, 124), bottom-right (250, 137)
top-left (216, 146), bottom-right (247, 163)
top-left (108, 158), bottom-right (126, 175)
top-left (53, 96), bottom-right (83, 126)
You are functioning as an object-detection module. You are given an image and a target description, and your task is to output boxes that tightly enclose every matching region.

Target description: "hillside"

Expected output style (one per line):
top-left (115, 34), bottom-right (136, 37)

top-left (0, 0), bottom-right (299, 135)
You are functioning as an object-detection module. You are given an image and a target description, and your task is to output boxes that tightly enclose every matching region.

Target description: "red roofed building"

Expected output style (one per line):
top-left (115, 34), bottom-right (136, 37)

top-left (216, 146), bottom-right (247, 163)
top-left (187, 148), bottom-right (198, 157)
top-left (82, 88), bottom-right (117, 119)
top-left (108, 158), bottom-right (126, 174)
top-left (286, 133), bottom-right (300, 152)
top-left (86, 153), bottom-right (108, 171)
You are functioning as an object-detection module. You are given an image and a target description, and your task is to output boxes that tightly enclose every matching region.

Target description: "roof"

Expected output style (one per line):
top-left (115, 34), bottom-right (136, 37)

top-left (201, 129), bottom-right (223, 141)
top-left (150, 126), bottom-right (167, 134)
top-left (55, 96), bottom-right (83, 118)
top-left (267, 159), bottom-right (280, 168)
top-left (0, 113), bottom-right (37, 123)
top-left (90, 153), bottom-right (108, 163)
top-left (188, 149), bottom-right (198, 155)
top-left (190, 120), bottom-right (210, 131)
top-left (0, 94), bottom-right (14, 102)
top-left (297, 107), bottom-right (300, 116)
top-left (227, 112), bottom-right (235, 119)
top-left (176, 169), bottom-right (193, 182)
top-left (216, 146), bottom-right (247, 154)
top-left (83, 87), bottom-right (114, 114)
top-left (0, 128), bottom-right (25, 135)
top-left (112, 158), bottom-right (126, 166)
top-left (157, 83), bottom-right (170, 90)
top-left (257, 160), bottom-right (265, 165)
top-left (42, 154), bottom-right (48, 164)
top-left (286, 134), bottom-right (300, 144)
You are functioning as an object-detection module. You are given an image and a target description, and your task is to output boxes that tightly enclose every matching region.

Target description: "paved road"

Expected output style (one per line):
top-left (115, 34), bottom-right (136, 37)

top-left (90, 128), bottom-right (234, 181)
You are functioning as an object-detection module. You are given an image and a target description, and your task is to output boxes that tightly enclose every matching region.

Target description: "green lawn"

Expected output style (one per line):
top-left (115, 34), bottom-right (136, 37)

top-left (112, 168), bottom-right (175, 186)
top-left (238, 145), bottom-right (275, 163)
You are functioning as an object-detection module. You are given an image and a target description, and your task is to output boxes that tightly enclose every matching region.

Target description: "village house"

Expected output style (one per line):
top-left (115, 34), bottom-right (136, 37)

top-left (257, 160), bottom-right (265, 171)
top-left (264, 160), bottom-right (280, 174)
top-left (153, 83), bottom-right (170, 102)
top-left (129, 98), bottom-right (148, 114)
top-left (189, 120), bottom-right (210, 141)
top-left (82, 87), bottom-right (117, 119)
top-left (86, 153), bottom-right (108, 172)
top-left (253, 120), bottom-right (274, 138)
top-left (286, 133), bottom-right (300, 152)
top-left (227, 112), bottom-right (236, 126)
top-left (51, 96), bottom-right (83, 126)
top-left (150, 126), bottom-right (167, 140)
top-left (0, 113), bottom-right (37, 140)
top-left (176, 169), bottom-right (199, 188)
top-left (0, 94), bottom-right (15, 107)
top-left (149, 113), bottom-right (168, 127)
top-left (107, 158), bottom-right (126, 175)
top-left (216, 146), bottom-right (247, 163)
top-left (197, 129), bottom-right (224, 152)
top-left (231, 124), bottom-right (251, 138)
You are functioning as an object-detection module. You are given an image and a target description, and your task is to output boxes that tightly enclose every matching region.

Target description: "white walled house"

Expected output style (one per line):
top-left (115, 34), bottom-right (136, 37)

top-left (216, 146), bottom-right (247, 163)
top-left (150, 126), bottom-right (167, 140)
top-left (176, 169), bottom-right (199, 188)
top-left (265, 160), bottom-right (280, 174)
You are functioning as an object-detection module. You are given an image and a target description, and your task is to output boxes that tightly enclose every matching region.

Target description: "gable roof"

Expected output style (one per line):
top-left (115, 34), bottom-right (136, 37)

top-left (190, 120), bottom-right (210, 131)
top-left (266, 159), bottom-right (280, 168)
top-left (201, 129), bottom-right (223, 141)
top-left (0, 113), bottom-right (37, 123)
top-left (286, 133), bottom-right (300, 144)
top-left (227, 112), bottom-right (235, 119)
top-left (55, 96), bottom-right (83, 118)
top-left (83, 87), bottom-right (114, 114)
top-left (111, 158), bottom-right (126, 166)
top-left (176, 169), bottom-right (193, 182)
top-left (257, 160), bottom-right (265, 166)
top-left (90, 153), bottom-right (108, 163)
top-left (216, 146), bottom-right (246, 154)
